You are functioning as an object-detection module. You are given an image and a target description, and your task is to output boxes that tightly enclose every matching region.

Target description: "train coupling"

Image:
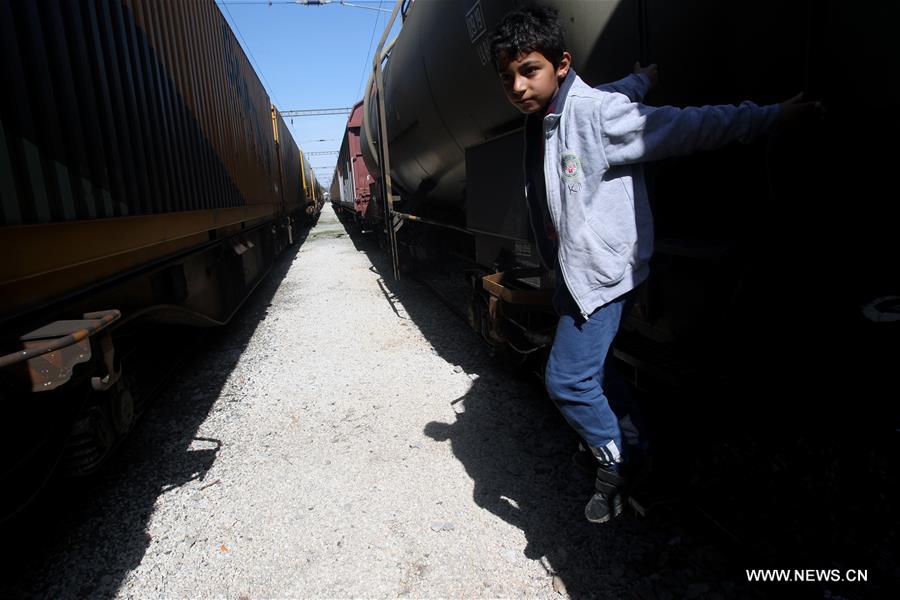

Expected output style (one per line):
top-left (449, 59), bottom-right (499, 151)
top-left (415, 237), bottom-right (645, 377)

top-left (0, 309), bottom-right (121, 393)
top-left (471, 270), bottom-right (555, 351)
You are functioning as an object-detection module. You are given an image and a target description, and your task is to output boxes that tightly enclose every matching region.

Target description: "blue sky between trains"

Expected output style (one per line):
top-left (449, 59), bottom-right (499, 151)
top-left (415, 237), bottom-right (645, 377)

top-left (216, 0), bottom-right (403, 188)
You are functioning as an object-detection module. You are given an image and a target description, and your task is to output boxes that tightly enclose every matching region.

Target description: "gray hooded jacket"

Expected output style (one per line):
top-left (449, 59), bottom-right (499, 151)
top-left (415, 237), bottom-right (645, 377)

top-left (525, 69), bottom-right (780, 318)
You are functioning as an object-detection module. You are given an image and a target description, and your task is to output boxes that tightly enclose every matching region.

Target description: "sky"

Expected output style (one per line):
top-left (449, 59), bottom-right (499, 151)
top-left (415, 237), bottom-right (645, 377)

top-left (215, 0), bottom-right (404, 189)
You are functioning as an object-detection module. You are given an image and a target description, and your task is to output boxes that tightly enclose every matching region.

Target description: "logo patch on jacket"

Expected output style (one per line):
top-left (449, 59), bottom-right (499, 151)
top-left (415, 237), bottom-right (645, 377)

top-left (560, 152), bottom-right (583, 182)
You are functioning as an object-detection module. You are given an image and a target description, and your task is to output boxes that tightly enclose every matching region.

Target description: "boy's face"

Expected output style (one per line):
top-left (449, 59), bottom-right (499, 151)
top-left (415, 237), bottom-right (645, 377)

top-left (498, 50), bottom-right (571, 114)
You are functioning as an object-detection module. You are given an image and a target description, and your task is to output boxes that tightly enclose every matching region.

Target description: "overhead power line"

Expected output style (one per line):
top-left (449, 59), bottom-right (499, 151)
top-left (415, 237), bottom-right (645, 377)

top-left (217, 1), bottom-right (392, 12)
top-left (282, 107), bottom-right (353, 117)
top-left (299, 0), bottom-right (391, 11)
top-left (304, 151), bottom-right (338, 156)
top-left (220, 4), bottom-right (283, 107)
top-left (356, 1), bottom-right (383, 98)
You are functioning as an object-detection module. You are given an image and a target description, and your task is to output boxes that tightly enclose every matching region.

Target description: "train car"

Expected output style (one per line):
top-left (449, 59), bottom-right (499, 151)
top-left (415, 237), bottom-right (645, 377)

top-left (360, 0), bottom-right (898, 401)
top-left (0, 0), bottom-right (312, 518)
top-left (329, 174), bottom-right (341, 212)
top-left (273, 109), bottom-right (309, 234)
top-left (333, 101), bottom-right (379, 229)
top-left (279, 109), bottom-right (325, 226)
top-left (299, 148), bottom-right (324, 225)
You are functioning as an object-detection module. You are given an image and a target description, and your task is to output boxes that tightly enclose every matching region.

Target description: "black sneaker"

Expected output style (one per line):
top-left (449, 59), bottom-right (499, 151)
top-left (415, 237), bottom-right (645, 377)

top-left (584, 466), bottom-right (626, 523)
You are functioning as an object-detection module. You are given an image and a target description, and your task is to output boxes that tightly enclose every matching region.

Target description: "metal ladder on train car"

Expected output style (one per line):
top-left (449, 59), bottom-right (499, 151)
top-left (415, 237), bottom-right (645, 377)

top-left (370, 1), bottom-right (405, 281)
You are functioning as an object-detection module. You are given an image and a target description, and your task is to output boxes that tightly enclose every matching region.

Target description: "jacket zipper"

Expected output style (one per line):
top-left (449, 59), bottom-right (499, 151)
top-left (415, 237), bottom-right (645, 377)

top-left (541, 117), bottom-right (590, 320)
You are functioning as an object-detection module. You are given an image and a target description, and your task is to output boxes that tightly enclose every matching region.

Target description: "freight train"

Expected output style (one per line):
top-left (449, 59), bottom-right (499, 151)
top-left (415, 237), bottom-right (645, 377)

top-left (330, 101), bottom-right (378, 230)
top-left (359, 0), bottom-right (898, 404)
top-left (0, 0), bottom-right (323, 519)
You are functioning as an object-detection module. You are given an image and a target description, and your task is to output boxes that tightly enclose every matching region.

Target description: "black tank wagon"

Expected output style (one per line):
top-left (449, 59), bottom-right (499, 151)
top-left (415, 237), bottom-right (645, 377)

top-left (0, 0), bottom-right (323, 518)
top-left (361, 0), bottom-right (897, 395)
top-left (355, 0), bottom-right (897, 580)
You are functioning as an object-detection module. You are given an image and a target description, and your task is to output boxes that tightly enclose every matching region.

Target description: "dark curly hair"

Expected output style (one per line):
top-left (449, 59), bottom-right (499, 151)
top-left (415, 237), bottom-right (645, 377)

top-left (489, 4), bottom-right (565, 72)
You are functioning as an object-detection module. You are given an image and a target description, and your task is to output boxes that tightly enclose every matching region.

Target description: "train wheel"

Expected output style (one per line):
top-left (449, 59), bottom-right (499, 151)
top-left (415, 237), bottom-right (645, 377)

top-left (62, 404), bottom-right (116, 478)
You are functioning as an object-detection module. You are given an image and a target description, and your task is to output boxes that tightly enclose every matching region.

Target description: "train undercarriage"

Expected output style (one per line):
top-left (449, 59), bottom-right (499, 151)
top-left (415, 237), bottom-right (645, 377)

top-left (0, 214), bottom-right (303, 522)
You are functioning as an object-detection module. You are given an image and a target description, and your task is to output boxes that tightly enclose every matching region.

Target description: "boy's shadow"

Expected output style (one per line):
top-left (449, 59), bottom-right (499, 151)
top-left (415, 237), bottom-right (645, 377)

top-left (340, 223), bottom-right (728, 598)
top-left (424, 371), bottom-right (658, 597)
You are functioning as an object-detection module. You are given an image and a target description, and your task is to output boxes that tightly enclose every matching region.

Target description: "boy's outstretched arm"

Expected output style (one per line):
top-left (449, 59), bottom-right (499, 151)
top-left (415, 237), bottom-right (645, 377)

top-left (598, 96), bottom-right (782, 166)
top-left (595, 62), bottom-right (658, 102)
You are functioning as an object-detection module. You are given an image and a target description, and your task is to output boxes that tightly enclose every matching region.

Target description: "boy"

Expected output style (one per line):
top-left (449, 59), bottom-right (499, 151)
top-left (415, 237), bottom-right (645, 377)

top-left (489, 4), bottom-right (823, 523)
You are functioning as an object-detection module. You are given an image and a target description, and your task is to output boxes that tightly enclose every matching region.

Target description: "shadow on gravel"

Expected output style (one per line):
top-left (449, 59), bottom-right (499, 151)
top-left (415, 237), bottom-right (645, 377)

top-left (338, 218), bottom-right (897, 600)
top-left (0, 224), bottom-right (315, 600)
top-left (335, 222), bottom-right (685, 599)
top-left (331, 204), bottom-right (379, 254)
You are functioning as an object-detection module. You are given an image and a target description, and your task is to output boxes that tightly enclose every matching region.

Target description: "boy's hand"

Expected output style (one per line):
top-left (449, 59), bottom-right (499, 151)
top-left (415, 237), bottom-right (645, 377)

top-left (778, 92), bottom-right (826, 124)
top-left (633, 62), bottom-right (658, 90)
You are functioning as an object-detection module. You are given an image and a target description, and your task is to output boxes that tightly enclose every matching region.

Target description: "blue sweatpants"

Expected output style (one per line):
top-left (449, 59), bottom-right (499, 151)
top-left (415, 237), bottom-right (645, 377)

top-left (544, 284), bottom-right (641, 466)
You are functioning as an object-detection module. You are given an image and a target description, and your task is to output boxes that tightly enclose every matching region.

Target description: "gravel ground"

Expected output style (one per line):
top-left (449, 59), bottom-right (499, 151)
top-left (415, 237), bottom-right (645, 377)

top-left (5, 206), bottom-right (879, 599)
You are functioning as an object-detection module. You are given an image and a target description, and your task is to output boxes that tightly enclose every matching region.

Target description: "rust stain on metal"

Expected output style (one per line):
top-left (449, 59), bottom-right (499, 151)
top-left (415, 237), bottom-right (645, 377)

top-left (0, 310), bottom-right (121, 392)
top-left (482, 271), bottom-right (553, 306)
